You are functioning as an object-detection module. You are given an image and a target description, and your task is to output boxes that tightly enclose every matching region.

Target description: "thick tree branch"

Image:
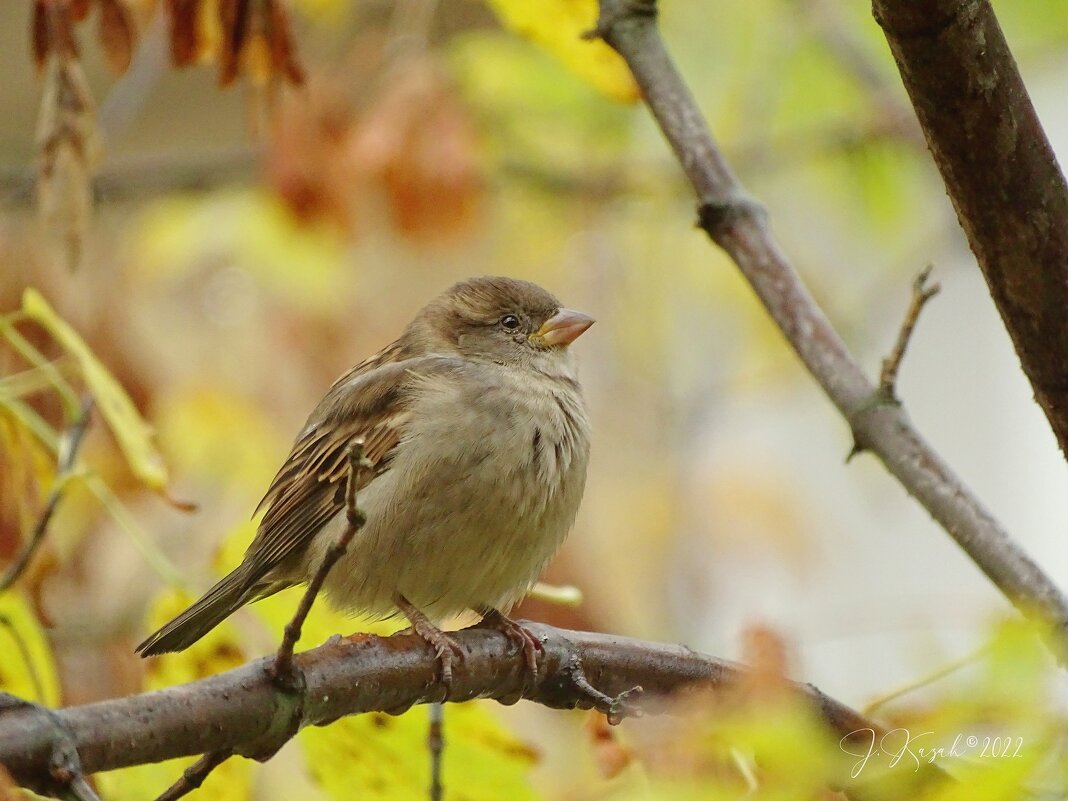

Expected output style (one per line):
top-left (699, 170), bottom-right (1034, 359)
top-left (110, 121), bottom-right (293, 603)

top-left (591, 0), bottom-right (1068, 659)
top-left (872, 0), bottom-right (1068, 463)
top-left (0, 625), bottom-right (940, 794)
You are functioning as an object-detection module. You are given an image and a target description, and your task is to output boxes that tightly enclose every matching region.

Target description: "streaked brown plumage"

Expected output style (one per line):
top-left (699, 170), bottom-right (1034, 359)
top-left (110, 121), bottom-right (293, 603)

top-left (137, 277), bottom-right (593, 680)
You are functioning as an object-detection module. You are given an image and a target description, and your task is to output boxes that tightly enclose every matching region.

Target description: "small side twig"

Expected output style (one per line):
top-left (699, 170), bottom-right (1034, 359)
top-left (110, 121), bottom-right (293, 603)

top-left (151, 748), bottom-right (235, 801)
top-left (1, 397), bottom-right (94, 592)
top-left (879, 265), bottom-right (940, 399)
top-left (270, 440), bottom-right (369, 687)
top-left (427, 702), bottom-right (444, 801)
top-left (552, 653), bottom-right (643, 726)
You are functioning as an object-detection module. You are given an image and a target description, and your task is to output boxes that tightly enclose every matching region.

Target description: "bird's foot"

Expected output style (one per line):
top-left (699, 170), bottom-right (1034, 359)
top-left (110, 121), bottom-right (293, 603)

top-left (477, 608), bottom-right (543, 682)
top-left (396, 595), bottom-right (464, 690)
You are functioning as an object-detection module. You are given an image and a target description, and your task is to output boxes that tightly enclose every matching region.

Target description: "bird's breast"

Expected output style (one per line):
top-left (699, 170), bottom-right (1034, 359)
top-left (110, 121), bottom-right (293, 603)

top-left (317, 361), bottom-right (590, 620)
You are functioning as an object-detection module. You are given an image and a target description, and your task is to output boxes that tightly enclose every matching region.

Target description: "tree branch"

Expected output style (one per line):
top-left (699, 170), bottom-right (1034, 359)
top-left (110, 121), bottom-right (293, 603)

top-left (590, 0), bottom-right (1068, 660)
top-left (0, 625), bottom-right (940, 794)
top-left (872, 0), bottom-right (1068, 463)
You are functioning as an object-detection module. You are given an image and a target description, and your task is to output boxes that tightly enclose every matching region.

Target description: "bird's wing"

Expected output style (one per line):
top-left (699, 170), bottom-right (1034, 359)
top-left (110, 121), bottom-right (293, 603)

top-left (242, 352), bottom-right (457, 584)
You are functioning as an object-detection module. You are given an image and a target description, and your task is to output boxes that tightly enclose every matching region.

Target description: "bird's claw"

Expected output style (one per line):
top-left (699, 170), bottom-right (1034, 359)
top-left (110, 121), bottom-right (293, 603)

top-left (478, 609), bottom-right (543, 682)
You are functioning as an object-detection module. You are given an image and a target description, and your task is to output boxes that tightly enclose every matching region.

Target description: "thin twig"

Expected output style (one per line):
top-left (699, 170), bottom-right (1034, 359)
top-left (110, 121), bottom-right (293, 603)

top-left (270, 440), bottom-right (369, 686)
top-left (591, 0), bottom-right (1068, 665)
top-left (152, 748), bottom-right (235, 801)
top-left (60, 774), bottom-right (103, 801)
top-left (879, 265), bottom-right (940, 398)
top-left (1, 397), bottom-right (94, 592)
top-left (558, 653), bottom-right (643, 726)
top-left (427, 702), bottom-right (443, 801)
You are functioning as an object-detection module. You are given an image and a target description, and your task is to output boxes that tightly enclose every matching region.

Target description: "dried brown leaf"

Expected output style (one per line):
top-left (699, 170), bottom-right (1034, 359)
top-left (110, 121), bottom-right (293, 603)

top-left (739, 623), bottom-right (793, 700)
top-left (585, 711), bottom-right (634, 779)
top-left (98, 0), bottom-right (135, 74)
top-left (350, 61), bottom-right (483, 241)
top-left (31, 0), bottom-right (49, 71)
top-left (269, 1), bottom-right (304, 85)
top-left (212, 0), bottom-right (304, 89)
top-left (242, 32), bottom-right (272, 86)
top-left (31, 0), bottom-right (80, 71)
top-left (166, 0), bottom-right (200, 66)
top-left (266, 81), bottom-right (357, 228)
top-left (36, 53), bottom-right (98, 271)
top-left (217, 0), bottom-right (243, 86)
top-left (69, 0), bottom-right (93, 23)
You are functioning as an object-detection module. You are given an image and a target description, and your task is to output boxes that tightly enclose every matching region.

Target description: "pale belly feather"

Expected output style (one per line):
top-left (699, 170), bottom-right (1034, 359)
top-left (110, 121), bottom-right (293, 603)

top-left (305, 362), bottom-right (589, 623)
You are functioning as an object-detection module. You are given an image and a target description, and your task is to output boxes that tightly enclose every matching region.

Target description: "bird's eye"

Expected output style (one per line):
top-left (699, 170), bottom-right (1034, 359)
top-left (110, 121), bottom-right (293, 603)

top-left (500, 314), bottom-right (521, 330)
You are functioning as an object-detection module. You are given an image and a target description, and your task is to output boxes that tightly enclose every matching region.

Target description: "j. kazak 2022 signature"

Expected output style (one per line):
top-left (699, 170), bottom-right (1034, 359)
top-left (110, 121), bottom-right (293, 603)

top-left (840, 728), bottom-right (1024, 778)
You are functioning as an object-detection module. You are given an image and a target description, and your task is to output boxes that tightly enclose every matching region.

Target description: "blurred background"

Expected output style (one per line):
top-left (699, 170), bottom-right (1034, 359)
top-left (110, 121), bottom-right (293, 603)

top-left (2, 0), bottom-right (1068, 798)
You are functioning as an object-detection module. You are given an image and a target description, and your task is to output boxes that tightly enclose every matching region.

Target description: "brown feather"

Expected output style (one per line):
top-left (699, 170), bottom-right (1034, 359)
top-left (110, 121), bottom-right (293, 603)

top-left (241, 353), bottom-right (457, 583)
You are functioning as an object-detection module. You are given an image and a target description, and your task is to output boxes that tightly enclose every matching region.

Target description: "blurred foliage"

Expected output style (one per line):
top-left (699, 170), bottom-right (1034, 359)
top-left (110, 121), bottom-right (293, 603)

top-left (0, 292), bottom-right (182, 598)
top-left (0, 591), bottom-right (61, 706)
top-left (587, 618), bottom-right (1068, 801)
top-left (21, 289), bottom-right (169, 492)
top-left (3, 0), bottom-right (1068, 799)
top-left (483, 0), bottom-right (639, 102)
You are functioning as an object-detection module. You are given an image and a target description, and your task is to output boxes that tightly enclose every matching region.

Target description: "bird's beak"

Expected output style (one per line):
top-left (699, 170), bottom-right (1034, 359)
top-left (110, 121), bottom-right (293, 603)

top-left (531, 308), bottom-right (595, 347)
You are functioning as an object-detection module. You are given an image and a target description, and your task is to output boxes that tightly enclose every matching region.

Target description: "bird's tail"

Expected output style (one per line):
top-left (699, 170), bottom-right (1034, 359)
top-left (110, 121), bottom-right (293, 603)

top-left (137, 563), bottom-right (262, 657)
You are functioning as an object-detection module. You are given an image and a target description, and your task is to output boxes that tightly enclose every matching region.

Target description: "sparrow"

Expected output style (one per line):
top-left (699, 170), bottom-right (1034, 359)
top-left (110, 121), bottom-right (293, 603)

top-left (137, 276), bottom-right (593, 685)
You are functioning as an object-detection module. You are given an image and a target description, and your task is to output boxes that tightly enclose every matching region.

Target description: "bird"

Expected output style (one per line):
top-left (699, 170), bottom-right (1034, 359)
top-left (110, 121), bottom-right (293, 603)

top-left (137, 276), bottom-right (593, 685)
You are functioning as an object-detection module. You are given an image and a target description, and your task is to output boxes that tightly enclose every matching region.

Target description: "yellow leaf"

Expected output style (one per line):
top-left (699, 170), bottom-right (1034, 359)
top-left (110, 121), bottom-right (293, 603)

top-left (195, 0), bottom-right (222, 64)
top-left (290, 0), bottom-right (349, 23)
top-left (96, 756), bottom-right (251, 801)
top-left (21, 288), bottom-right (169, 492)
top-left (0, 404), bottom-right (56, 536)
top-left (131, 192), bottom-right (347, 314)
top-left (242, 34), bottom-right (273, 86)
top-left (483, 0), bottom-right (639, 102)
top-left (529, 581), bottom-right (583, 607)
top-left (301, 703), bottom-right (539, 801)
top-left (156, 385), bottom-right (287, 493)
top-left (140, 588), bottom-right (251, 688)
top-left (0, 591), bottom-right (61, 706)
top-left (98, 589), bottom-right (254, 801)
